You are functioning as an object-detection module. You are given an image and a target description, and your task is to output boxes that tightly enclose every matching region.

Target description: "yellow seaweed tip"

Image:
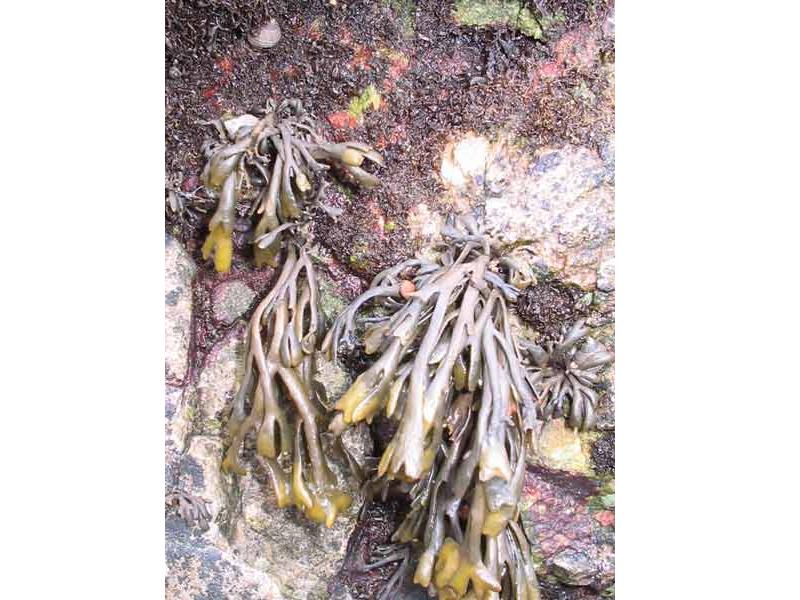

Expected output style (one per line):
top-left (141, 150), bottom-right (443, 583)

top-left (202, 224), bottom-right (233, 273)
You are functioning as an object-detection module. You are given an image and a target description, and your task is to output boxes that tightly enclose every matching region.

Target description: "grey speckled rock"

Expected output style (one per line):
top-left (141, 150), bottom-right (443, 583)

top-left (195, 322), bottom-right (246, 435)
top-left (166, 514), bottom-right (285, 600)
top-left (166, 234), bottom-right (196, 385)
top-left (166, 384), bottom-right (191, 487)
top-left (212, 281), bottom-right (256, 326)
top-left (484, 144), bottom-right (615, 289)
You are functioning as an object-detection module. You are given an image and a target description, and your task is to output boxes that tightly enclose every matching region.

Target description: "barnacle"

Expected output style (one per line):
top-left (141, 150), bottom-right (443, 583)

top-left (198, 98), bottom-right (382, 272)
top-left (323, 215), bottom-right (549, 599)
top-left (523, 320), bottom-right (614, 431)
top-left (221, 244), bottom-right (354, 527)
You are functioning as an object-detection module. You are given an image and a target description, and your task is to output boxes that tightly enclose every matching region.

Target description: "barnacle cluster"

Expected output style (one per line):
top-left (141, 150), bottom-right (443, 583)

top-left (323, 215), bottom-right (546, 599)
top-left (221, 244), bottom-right (354, 526)
top-left (199, 98), bottom-right (382, 272)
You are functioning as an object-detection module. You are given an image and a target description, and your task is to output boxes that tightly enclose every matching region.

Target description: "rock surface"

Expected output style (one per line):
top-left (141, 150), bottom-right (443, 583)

top-left (166, 234), bottom-right (196, 385)
top-left (166, 514), bottom-right (285, 600)
top-left (166, 2), bottom-right (615, 597)
top-left (212, 281), bottom-right (256, 326)
top-left (521, 466), bottom-right (615, 592)
top-left (483, 144), bottom-right (615, 290)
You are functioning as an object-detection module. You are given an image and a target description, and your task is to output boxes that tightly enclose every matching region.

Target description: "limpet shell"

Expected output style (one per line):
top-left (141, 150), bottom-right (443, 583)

top-left (248, 19), bottom-right (281, 49)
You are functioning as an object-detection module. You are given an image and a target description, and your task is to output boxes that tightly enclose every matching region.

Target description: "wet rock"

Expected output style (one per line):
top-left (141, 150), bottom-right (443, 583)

top-left (534, 419), bottom-right (593, 475)
top-left (590, 431), bottom-right (615, 476)
top-left (166, 513), bottom-right (285, 600)
top-left (599, 134), bottom-right (615, 184)
top-left (551, 548), bottom-right (600, 586)
top-left (521, 465), bottom-right (614, 592)
top-left (516, 279), bottom-right (584, 343)
top-left (340, 422), bottom-right (373, 469)
top-left (195, 322), bottom-right (246, 434)
top-left (483, 145), bottom-right (615, 290)
top-left (166, 234), bottom-right (196, 385)
top-left (212, 281), bottom-right (256, 326)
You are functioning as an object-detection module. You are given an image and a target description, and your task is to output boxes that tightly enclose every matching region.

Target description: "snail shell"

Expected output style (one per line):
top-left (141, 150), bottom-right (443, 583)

top-left (399, 280), bottom-right (416, 298)
top-left (248, 19), bottom-right (281, 49)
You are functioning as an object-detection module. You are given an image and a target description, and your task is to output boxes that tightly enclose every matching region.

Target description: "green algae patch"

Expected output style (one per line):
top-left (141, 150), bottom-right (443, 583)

top-left (453, 0), bottom-right (543, 39)
top-left (347, 85), bottom-right (382, 122)
top-left (348, 239), bottom-right (371, 271)
top-left (388, 0), bottom-right (416, 38)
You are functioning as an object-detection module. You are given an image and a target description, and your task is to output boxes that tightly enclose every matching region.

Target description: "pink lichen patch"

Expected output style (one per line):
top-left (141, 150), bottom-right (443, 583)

top-left (189, 266), bottom-right (277, 374)
top-left (594, 510), bottom-right (615, 528)
top-left (367, 199), bottom-right (386, 236)
top-left (182, 175), bottom-right (200, 192)
top-left (434, 51), bottom-right (472, 78)
top-left (554, 25), bottom-right (600, 71)
top-left (323, 258), bottom-right (368, 301)
top-left (522, 466), bottom-right (597, 558)
top-left (537, 59), bottom-right (562, 80)
top-left (338, 27), bottom-right (354, 47)
top-left (381, 53), bottom-right (410, 92)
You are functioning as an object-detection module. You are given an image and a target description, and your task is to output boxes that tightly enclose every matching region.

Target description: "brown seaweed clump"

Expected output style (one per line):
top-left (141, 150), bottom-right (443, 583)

top-left (523, 320), bottom-right (613, 431)
top-left (165, 491), bottom-right (212, 530)
top-left (221, 243), bottom-right (355, 526)
top-left (323, 215), bottom-right (544, 599)
top-left (198, 98), bottom-right (382, 272)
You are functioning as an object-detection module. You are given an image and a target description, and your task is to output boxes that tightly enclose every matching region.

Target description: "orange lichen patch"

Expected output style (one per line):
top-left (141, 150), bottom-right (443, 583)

top-left (282, 64), bottom-right (300, 79)
top-left (216, 56), bottom-right (233, 74)
top-left (328, 111), bottom-right (357, 130)
top-left (366, 199), bottom-right (386, 236)
top-left (350, 45), bottom-right (374, 70)
top-left (387, 52), bottom-right (410, 79)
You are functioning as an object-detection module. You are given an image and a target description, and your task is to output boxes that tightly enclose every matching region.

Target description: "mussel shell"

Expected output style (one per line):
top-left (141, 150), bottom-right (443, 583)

top-left (247, 20), bottom-right (281, 49)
